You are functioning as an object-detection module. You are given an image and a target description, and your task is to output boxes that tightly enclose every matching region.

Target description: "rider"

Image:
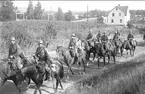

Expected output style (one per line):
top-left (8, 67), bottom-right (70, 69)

top-left (127, 30), bottom-right (134, 46)
top-left (96, 31), bottom-right (101, 42)
top-left (35, 39), bottom-right (52, 80)
top-left (113, 31), bottom-right (119, 41)
top-left (101, 31), bottom-right (109, 50)
top-left (86, 29), bottom-right (93, 47)
top-left (8, 37), bottom-right (25, 70)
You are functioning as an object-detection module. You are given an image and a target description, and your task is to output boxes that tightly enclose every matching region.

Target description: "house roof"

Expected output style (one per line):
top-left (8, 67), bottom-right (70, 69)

top-left (108, 5), bottom-right (128, 16)
top-left (118, 6), bottom-right (128, 16)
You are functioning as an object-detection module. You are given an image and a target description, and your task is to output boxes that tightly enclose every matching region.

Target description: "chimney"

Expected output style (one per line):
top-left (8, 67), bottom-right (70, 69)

top-left (118, 4), bottom-right (120, 6)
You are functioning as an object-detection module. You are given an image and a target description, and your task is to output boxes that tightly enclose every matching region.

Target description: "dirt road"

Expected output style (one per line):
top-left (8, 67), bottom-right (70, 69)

top-left (0, 37), bottom-right (145, 94)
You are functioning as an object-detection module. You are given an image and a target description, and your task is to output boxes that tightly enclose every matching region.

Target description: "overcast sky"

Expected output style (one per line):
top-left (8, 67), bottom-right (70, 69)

top-left (13, 1), bottom-right (145, 12)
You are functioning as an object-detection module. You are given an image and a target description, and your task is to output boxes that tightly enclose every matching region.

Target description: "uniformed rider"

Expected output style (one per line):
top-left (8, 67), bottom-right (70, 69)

top-left (113, 31), bottom-right (119, 41)
top-left (127, 30), bottom-right (134, 46)
top-left (68, 33), bottom-right (78, 57)
top-left (96, 31), bottom-right (101, 42)
top-left (8, 37), bottom-right (25, 70)
top-left (35, 39), bottom-right (52, 80)
top-left (101, 31), bottom-right (109, 50)
top-left (86, 29), bottom-right (93, 47)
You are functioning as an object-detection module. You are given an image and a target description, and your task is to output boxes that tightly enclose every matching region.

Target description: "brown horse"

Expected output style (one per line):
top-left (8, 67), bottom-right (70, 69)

top-left (21, 56), bottom-right (64, 94)
top-left (94, 41), bottom-right (112, 68)
top-left (107, 40), bottom-right (117, 64)
top-left (112, 39), bottom-right (123, 55)
top-left (0, 58), bottom-right (29, 94)
top-left (121, 39), bottom-right (137, 57)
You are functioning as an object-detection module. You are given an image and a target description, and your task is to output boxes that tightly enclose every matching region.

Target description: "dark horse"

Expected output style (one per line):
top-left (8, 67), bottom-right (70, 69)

top-left (0, 58), bottom-right (29, 94)
top-left (107, 39), bottom-right (117, 64)
top-left (121, 39), bottom-right (137, 57)
top-left (21, 56), bottom-right (64, 94)
top-left (112, 39), bottom-right (123, 55)
top-left (93, 40), bottom-right (116, 68)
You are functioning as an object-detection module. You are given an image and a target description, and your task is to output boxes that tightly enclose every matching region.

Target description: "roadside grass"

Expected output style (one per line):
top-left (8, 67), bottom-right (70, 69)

top-left (62, 54), bottom-right (145, 94)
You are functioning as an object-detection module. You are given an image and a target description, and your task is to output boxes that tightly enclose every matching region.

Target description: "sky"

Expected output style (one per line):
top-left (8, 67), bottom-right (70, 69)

top-left (13, 1), bottom-right (145, 12)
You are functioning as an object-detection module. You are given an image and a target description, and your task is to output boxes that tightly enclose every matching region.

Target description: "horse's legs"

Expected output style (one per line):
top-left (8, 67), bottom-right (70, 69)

top-left (103, 56), bottom-right (105, 67)
top-left (0, 78), bottom-right (6, 88)
top-left (34, 86), bottom-right (38, 94)
top-left (108, 55), bottom-right (110, 64)
top-left (82, 59), bottom-right (86, 74)
top-left (55, 75), bottom-right (59, 93)
top-left (57, 75), bottom-right (63, 90)
top-left (120, 48), bottom-right (123, 56)
top-left (113, 55), bottom-right (116, 64)
top-left (93, 52), bottom-right (96, 61)
top-left (97, 57), bottom-right (100, 68)
top-left (87, 52), bottom-right (90, 66)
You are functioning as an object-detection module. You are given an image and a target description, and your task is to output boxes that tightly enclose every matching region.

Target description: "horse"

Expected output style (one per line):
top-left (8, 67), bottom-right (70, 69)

top-left (94, 41), bottom-right (110, 68)
top-left (56, 46), bottom-right (75, 80)
top-left (121, 39), bottom-right (137, 57)
top-left (82, 39), bottom-right (96, 66)
top-left (21, 56), bottom-right (64, 94)
top-left (107, 40), bottom-right (117, 64)
top-left (50, 59), bottom-right (64, 92)
top-left (112, 38), bottom-right (123, 55)
top-left (77, 48), bottom-right (87, 75)
top-left (0, 58), bottom-right (29, 94)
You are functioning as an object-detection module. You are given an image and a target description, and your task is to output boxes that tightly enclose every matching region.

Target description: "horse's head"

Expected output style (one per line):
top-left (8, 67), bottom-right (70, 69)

top-left (32, 55), bottom-right (39, 64)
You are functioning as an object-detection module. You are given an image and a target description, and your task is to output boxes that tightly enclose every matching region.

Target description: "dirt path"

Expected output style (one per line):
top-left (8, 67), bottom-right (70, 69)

top-left (0, 38), bottom-right (145, 94)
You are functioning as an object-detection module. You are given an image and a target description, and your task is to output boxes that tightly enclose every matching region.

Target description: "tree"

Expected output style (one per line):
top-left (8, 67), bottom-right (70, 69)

top-left (0, 0), bottom-right (16, 21)
top-left (34, 1), bottom-right (43, 19)
top-left (55, 7), bottom-right (64, 20)
top-left (64, 10), bottom-right (75, 21)
top-left (25, 0), bottom-right (34, 19)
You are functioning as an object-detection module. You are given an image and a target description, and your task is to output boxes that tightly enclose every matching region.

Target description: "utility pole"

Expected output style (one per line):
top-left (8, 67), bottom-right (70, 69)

top-left (87, 4), bottom-right (89, 23)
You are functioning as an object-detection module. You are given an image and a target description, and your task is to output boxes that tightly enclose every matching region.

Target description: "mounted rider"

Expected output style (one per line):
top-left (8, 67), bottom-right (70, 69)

top-left (8, 37), bottom-right (25, 71)
top-left (68, 33), bottom-right (78, 57)
top-left (86, 29), bottom-right (94, 47)
top-left (35, 39), bottom-right (52, 80)
top-left (113, 31), bottom-right (119, 41)
top-left (127, 30), bottom-right (134, 46)
top-left (101, 31), bottom-right (109, 50)
top-left (96, 31), bottom-right (101, 43)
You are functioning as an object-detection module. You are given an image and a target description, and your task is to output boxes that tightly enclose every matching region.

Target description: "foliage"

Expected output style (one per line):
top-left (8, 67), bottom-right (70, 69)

top-left (0, 0), bottom-right (16, 21)
top-left (63, 54), bottom-right (145, 94)
top-left (130, 10), bottom-right (145, 16)
top-left (25, 0), bottom-right (34, 19)
top-left (127, 21), bottom-right (133, 28)
top-left (55, 7), bottom-right (65, 21)
top-left (33, 1), bottom-right (43, 19)
top-left (64, 10), bottom-right (75, 21)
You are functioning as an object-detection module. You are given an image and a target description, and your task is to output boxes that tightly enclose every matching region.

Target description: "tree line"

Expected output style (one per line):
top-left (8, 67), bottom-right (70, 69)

top-left (1, 0), bottom-right (145, 22)
top-left (0, 0), bottom-right (76, 21)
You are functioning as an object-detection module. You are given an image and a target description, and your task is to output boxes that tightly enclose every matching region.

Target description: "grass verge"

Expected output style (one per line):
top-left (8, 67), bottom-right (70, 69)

top-left (61, 54), bottom-right (145, 94)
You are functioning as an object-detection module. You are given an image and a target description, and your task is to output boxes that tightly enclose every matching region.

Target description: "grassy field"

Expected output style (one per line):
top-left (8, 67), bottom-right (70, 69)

top-left (61, 54), bottom-right (145, 94)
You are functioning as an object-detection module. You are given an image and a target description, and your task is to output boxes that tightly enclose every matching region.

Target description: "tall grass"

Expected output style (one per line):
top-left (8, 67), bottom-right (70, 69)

top-left (0, 20), bottom-right (140, 59)
top-left (61, 54), bottom-right (145, 94)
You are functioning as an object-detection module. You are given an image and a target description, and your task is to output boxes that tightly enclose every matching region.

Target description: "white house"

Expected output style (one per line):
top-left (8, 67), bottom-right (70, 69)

top-left (106, 4), bottom-right (130, 26)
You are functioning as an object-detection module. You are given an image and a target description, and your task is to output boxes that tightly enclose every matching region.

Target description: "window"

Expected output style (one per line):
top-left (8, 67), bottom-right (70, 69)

top-left (116, 7), bottom-right (118, 10)
top-left (120, 19), bottom-right (122, 23)
top-left (111, 19), bottom-right (114, 23)
top-left (119, 13), bottom-right (121, 16)
top-left (112, 13), bottom-right (115, 17)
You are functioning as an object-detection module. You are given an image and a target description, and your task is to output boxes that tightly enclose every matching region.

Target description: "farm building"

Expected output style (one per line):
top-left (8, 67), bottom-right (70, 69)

top-left (106, 4), bottom-right (130, 26)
